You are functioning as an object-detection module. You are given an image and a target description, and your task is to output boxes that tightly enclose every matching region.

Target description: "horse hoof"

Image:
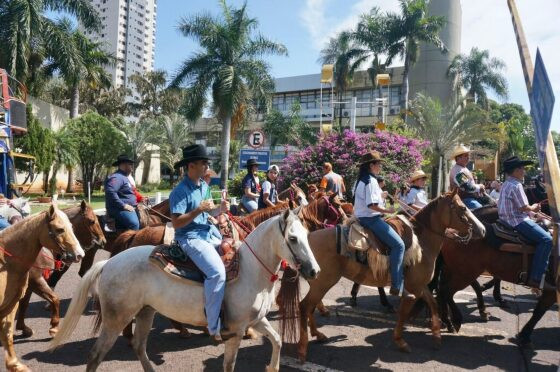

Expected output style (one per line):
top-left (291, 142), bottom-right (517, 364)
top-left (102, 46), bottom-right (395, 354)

top-left (8, 362), bottom-right (31, 372)
top-left (395, 339), bottom-right (411, 353)
top-left (49, 327), bottom-right (58, 337)
top-left (18, 326), bottom-right (33, 338)
top-left (243, 328), bottom-right (258, 340)
top-left (480, 312), bottom-right (490, 322)
top-left (349, 298), bottom-right (357, 307)
top-left (314, 332), bottom-right (328, 342)
top-left (178, 329), bottom-right (192, 339)
top-left (513, 335), bottom-right (534, 350)
top-left (452, 322), bottom-right (462, 333)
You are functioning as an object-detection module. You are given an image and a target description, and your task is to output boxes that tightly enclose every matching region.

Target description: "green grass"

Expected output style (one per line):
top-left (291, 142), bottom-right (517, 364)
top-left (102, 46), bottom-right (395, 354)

top-left (29, 189), bottom-right (173, 214)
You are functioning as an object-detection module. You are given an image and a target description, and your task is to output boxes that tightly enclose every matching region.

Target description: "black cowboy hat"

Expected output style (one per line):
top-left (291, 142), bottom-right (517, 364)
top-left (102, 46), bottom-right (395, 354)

top-left (360, 150), bottom-right (383, 165)
top-left (174, 144), bottom-right (210, 169)
top-left (112, 154), bottom-right (134, 166)
top-left (246, 158), bottom-right (259, 168)
top-left (503, 156), bottom-right (533, 173)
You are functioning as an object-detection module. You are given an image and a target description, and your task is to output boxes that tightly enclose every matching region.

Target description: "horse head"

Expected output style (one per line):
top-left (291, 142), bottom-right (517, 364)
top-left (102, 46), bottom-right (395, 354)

top-left (13, 197), bottom-right (31, 217)
top-left (440, 190), bottom-right (486, 243)
top-left (42, 204), bottom-right (85, 264)
top-left (291, 183), bottom-right (308, 206)
top-left (70, 201), bottom-right (106, 250)
top-left (278, 209), bottom-right (320, 280)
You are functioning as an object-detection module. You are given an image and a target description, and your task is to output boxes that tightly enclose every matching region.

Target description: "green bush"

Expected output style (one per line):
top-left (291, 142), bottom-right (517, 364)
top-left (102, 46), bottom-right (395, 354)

top-left (228, 170), bottom-right (266, 198)
top-left (139, 183), bottom-right (158, 193)
top-left (158, 179), bottom-right (172, 190)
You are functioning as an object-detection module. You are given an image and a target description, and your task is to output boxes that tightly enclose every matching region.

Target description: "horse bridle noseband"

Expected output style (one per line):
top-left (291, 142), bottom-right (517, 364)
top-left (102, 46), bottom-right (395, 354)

top-left (279, 216), bottom-right (303, 278)
top-left (46, 215), bottom-right (71, 259)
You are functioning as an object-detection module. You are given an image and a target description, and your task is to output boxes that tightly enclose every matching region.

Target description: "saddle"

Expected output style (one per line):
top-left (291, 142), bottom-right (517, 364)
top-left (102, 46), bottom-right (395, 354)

top-left (149, 240), bottom-right (240, 284)
top-left (345, 216), bottom-right (414, 255)
top-left (486, 220), bottom-right (537, 283)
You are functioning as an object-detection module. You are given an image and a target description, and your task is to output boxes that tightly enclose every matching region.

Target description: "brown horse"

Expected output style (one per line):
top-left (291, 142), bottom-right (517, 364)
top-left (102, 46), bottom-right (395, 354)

top-left (46, 199), bottom-right (170, 289)
top-left (109, 195), bottom-right (347, 340)
top-left (437, 220), bottom-right (557, 348)
top-left (291, 191), bottom-right (486, 362)
top-left (15, 201), bottom-right (106, 338)
top-left (0, 204), bottom-right (85, 372)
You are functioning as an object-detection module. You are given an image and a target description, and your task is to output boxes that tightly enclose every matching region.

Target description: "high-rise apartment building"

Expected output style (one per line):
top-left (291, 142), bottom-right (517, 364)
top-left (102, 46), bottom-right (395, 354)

top-left (84, 0), bottom-right (157, 100)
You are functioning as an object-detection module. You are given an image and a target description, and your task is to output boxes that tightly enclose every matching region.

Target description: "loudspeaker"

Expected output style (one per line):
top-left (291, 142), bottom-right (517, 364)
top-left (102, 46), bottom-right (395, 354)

top-left (10, 100), bottom-right (26, 130)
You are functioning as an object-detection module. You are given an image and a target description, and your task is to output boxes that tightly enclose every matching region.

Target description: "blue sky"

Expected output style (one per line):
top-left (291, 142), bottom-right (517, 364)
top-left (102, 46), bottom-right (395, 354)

top-left (154, 0), bottom-right (559, 132)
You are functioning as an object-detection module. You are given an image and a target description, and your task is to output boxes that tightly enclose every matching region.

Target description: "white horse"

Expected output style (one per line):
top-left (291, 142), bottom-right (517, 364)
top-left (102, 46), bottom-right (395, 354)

top-left (51, 209), bottom-right (320, 372)
top-left (0, 197), bottom-right (31, 222)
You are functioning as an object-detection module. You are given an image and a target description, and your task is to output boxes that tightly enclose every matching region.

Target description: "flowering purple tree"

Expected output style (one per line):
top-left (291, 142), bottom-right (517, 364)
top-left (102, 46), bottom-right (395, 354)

top-left (279, 130), bottom-right (428, 196)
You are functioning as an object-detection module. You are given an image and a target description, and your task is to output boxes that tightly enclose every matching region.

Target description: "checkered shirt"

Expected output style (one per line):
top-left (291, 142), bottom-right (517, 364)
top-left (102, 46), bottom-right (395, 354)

top-left (497, 177), bottom-right (530, 227)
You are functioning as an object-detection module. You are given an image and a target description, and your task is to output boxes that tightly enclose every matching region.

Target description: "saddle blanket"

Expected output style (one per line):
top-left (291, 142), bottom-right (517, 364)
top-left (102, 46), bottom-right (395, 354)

top-left (149, 242), bottom-right (240, 283)
top-left (337, 215), bottom-right (422, 283)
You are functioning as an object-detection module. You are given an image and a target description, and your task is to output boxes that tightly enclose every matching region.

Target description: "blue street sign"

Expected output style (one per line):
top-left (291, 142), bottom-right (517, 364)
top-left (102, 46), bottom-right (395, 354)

top-left (239, 149), bottom-right (270, 171)
top-left (530, 49), bottom-right (556, 168)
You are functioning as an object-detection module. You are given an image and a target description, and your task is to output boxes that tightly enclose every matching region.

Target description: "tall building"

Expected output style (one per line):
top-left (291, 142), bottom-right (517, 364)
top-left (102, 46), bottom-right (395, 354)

top-left (409, 0), bottom-right (462, 105)
top-left (84, 0), bottom-right (157, 100)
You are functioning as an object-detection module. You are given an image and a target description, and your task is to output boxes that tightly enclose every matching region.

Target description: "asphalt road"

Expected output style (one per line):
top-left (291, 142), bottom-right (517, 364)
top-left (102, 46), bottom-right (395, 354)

top-left (3, 249), bottom-right (559, 371)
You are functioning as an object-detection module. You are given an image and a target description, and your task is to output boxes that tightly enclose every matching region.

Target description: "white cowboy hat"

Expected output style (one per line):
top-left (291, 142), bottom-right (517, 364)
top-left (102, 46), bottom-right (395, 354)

top-left (450, 144), bottom-right (471, 160)
top-left (409, 170), bottom-right (428, 183)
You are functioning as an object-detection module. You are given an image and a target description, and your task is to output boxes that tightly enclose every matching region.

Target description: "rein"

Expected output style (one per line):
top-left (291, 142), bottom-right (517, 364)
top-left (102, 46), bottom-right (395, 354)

top-left (226, 211), bottom-right (288, 282)
top-left (147, 205), bottom-right (172, 222)
top-left (0, 245), bottom-right (64, 271)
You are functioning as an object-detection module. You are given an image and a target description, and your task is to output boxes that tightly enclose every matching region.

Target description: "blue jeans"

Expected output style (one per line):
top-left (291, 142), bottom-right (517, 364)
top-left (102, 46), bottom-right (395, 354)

top-left (113, 209), bottom-right (140, 230)
top-left (515, 219), bottom-right (553, 282)
top-left (0, 217), bottom-right (10, 231)
top-left (463, 198), bottom-right (482, 210)
top-left (359, 216), bottom-right (406, 291)
top-left (178, 236), bottom-right (226, 335)
top-left (241, 196), bottom-right (258, 213)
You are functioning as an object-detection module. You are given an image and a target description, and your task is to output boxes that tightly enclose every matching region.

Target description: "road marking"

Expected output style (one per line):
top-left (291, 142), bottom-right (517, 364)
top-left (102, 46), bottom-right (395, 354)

top-left (281, 356), bottom-right (344, 372)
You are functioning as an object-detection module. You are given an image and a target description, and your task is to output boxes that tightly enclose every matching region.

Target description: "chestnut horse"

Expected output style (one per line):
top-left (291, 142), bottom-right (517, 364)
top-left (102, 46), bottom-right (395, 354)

top-left (0, 204), bottom-right (85, 372)
top-left (291, 191), bottom-right (486, 362)
top-left (16, 201), bottom-right (106, 338)
top-left (437, 219), bottom-right (557, 348)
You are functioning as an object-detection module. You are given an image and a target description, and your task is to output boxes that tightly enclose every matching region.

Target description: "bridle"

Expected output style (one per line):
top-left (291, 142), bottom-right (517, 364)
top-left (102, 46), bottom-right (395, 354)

top-left (79, 209), bottom-right (105, 251)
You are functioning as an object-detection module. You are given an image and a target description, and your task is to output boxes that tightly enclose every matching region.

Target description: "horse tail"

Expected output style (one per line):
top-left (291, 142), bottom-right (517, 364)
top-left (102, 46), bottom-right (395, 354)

top-left (275, 267), bottom-right (300, 343)
top-left (49, 260), bottom-right (107, 350)
top-left (110, 230), bottom-right (138, 258)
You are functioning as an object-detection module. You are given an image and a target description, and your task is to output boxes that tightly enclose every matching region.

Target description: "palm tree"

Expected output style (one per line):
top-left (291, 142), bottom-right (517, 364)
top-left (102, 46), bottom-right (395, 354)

top-left (170, 0), bottom-right (287, 188)
top-left (0, 0), bottom-right (100, 90)
top-left (44, 21), bottom-right (114, 118)
top-left (152, 114), bottom-right (193, 186)
top-left (409, 93), bottom-right (492, 197)
top-left (49, 130), bottom-right (78, 195)
top-left (319, 31), bottom-right (367, 130)
top-left (128, 70), bottom-right (184, 119)
top-left (384, 0), bottom-right (447, 114)
top-left (447, 47), bottom-right (508, 107)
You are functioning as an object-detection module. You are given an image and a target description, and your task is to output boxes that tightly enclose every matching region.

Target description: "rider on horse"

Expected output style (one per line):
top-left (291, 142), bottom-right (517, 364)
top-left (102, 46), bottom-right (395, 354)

top-left (405, 170), bottom-right (429, 211)
top-left (353, 151), bottom-right (405, 296)
top-left (258, 165), bottom-right (279, 210)
top-left (104, 154), bottom-right (140, 230)
top-left (449, 145), bottom-right (486, 209)
top-left (497, 156), bottom-right (554, 291)
top-left (241, 159), bottom-right (261, 213)
top-left (169, 144), bottom-right (230, 343)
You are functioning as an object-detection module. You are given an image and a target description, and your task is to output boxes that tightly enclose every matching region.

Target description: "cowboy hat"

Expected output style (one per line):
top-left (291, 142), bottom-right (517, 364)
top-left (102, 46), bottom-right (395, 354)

top-left (409, 170), bottom-right (428, 183)
top-left (112, 154), bottom-right (134, 166)
top-left (246, 158), bottom-right (259, 168)
top-left (360, 150), bottom-right (383, 165)
top-left (174, 144), bottom-right (210, 169)
top-left (503, 156), bottom-right (533, 173)
top-left (450, 144), bottom-right (471, 160)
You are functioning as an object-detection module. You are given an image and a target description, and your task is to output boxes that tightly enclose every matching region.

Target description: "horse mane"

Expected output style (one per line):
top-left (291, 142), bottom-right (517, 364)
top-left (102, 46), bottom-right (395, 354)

top-left (298, 198), bottom-right (324, 230)
top-left (0, 210), bottom-right (50, 247)
top-left (62, 205), bottom-right (84, 219)
top-left (241, 202), bottom-right (289, 229)
top-left (410, 193), bottom-right (445, 231)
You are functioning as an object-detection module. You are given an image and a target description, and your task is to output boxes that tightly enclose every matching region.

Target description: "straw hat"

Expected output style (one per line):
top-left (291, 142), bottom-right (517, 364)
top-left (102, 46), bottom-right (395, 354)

top-left (360, 150), bottom-right (383, 165)
top-left (450, 144), bottom-right (471, 160)
top-left (409, 170), bottom-right (427, 183)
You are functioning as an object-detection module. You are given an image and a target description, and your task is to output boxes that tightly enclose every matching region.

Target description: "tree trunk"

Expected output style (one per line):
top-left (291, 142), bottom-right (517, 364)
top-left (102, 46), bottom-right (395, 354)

top-left (42, 171), bottom-right (50, 195)
top-left (338, 91), bottom-right (343, 131)
top-left (70, 81), bottom-right (80, 119)
top-left (400, 53), bottom-right (411, 121)
top-left (66, 166), bottom-right (75, 193)
top-left (220, 116), bottom-right (232, 189)
top-left (430, 154), bottom-right (441, 199)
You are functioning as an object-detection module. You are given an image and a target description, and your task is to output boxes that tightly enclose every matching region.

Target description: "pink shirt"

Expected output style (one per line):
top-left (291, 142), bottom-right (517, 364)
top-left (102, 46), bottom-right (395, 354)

top-left (498, 177), bottom-right (530, 227)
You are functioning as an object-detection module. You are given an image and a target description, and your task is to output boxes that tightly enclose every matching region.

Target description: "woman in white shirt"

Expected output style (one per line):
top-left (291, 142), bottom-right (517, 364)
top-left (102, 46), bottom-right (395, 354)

top-left (405, 170), bottom-right (429, 211)
top-left (353, 151), bottom-right (405, 296)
